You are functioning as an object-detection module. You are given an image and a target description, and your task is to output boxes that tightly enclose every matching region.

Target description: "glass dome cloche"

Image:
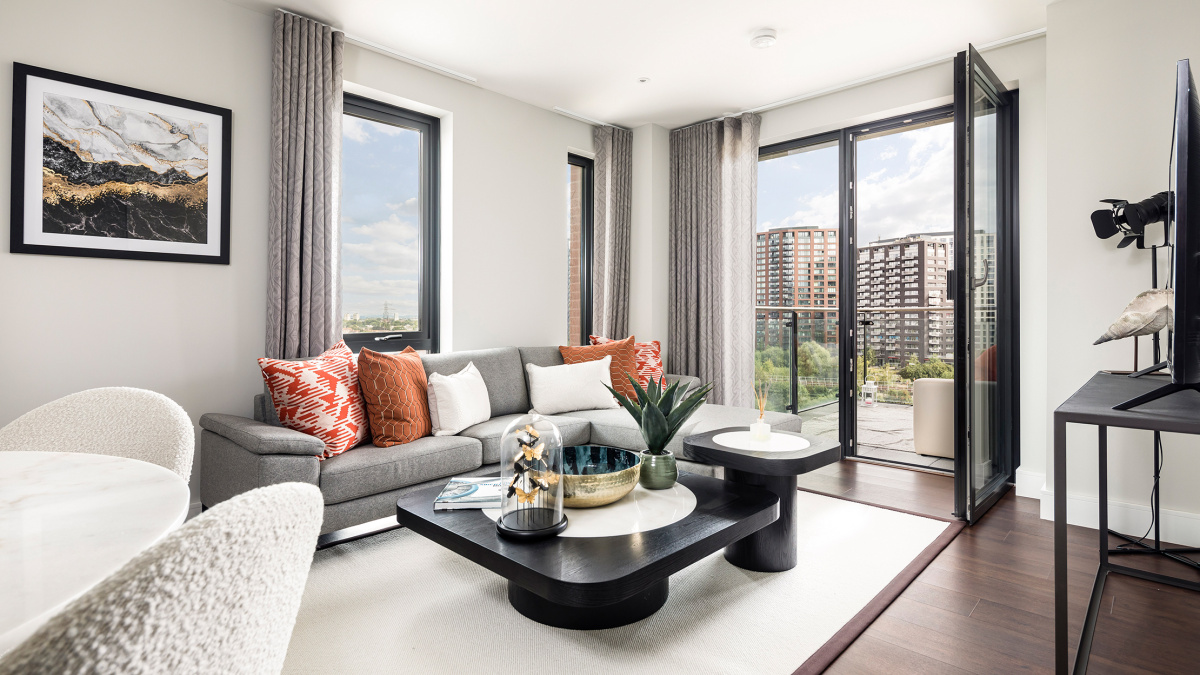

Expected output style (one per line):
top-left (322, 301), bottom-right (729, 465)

top-left (496, 414), bottom-right (567, 540)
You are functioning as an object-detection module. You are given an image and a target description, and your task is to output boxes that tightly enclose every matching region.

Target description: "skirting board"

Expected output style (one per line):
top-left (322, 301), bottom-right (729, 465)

top-left (1015, 468), bottom-right (1044, 499)
top-left (1039, 487), bottom-right (1200, 548)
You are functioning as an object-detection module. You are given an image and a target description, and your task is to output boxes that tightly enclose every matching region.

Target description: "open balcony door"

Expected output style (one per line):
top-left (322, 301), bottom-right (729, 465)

top-left (953, 45), bottom-right (1020, 523)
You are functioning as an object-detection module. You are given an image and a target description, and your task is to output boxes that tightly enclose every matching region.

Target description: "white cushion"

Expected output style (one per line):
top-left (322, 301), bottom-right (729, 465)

top-left (427, 362), bottom-right (492, 436)
top-left (526, 357), bottom-right (620, 416)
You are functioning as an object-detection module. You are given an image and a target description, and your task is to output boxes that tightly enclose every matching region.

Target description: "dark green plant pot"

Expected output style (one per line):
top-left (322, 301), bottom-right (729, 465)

top-left (639, 452), bottom-right (677, 490)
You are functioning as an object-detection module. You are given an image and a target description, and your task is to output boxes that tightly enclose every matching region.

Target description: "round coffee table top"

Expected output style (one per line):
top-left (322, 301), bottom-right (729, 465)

top-left (0, 451), bottom-right (190, 653)
top-left (683, 427), bottom-right (841, 476)
top-left (484, 483), bottom-right (697, 538)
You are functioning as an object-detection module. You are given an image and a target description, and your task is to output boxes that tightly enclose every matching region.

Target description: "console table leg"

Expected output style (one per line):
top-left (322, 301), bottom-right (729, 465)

top-left (724, 469), bottom-right (797, 572)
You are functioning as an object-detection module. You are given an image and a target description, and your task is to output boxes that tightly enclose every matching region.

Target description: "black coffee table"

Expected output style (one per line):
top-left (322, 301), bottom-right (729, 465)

top-left (683, 428), bottom-right (841, 573)
top-left (395, 472), bottom-right (778, 630)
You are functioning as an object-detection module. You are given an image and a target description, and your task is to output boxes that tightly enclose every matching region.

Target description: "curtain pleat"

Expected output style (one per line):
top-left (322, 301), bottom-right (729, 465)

top-left (592, 125), bottom-right (633, 340)
top-left (267, 10), bottom-right (344, 359)
top-left (668, 114), bottom-right (760, 407)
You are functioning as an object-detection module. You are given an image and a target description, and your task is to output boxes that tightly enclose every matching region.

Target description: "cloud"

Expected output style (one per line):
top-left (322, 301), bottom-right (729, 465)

top-left (384, 197), bottom-right (418, 214)
top-left (342, 276), bottom-right (419, 297)
top-left (855, 125), bottom-right (954, 242)
top-left (775, 189), bottom-right (839, 231)
top-left (880, 146), bottom-right (897, 160)
top-left (343, 116), bottom-right (371, 143)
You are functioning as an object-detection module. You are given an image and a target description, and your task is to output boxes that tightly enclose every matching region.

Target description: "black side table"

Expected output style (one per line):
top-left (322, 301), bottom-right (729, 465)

top-left (1054, 372), bottom-right (1200, 674)
top-left (683, 428), bottom-right (841, 572)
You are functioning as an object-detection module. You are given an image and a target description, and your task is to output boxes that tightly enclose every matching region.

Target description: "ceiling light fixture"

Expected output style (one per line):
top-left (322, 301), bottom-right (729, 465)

top-left (638, 77), bottom-right (651, 84)
top-left (751, 28), bottom-right (777, 49)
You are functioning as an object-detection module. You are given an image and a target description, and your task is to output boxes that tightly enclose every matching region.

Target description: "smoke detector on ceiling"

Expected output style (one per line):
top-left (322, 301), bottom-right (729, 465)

top-left (751, 28), bottom-right (777, 49)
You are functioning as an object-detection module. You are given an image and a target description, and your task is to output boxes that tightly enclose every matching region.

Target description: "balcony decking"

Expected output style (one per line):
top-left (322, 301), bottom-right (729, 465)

top-left (798, 401), bottom-right (954, 471)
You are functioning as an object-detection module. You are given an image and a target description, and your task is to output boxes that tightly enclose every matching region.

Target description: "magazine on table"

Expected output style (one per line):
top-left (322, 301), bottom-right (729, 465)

top-left (433, 477), bottom-right (504, 510)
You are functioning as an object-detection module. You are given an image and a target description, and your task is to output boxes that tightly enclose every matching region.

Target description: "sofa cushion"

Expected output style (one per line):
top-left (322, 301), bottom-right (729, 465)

top-left (559, 337), bottom-right (640, 399)
top-left (518, 346), bottom-right (565, 370)
top-left (459, 413), bottom-right (591, 464)
top-left (257, 340), bottom-right (369, 458)
top-left (318, 436), bottom-right (483, 505)
top-left (420, 347), bottom-right (528, 417)
top-left (358, 347), bottom-right (432, 447)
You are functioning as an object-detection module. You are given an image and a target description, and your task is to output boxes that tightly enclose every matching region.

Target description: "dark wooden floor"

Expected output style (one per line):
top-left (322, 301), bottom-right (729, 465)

top-left (796, 459), bottom-right (1200, 675)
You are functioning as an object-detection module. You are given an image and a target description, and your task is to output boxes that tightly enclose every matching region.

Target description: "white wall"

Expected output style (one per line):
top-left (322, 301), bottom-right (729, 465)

top-left (703, 37), bottom-right (1051, 499)
top-left (1, 0), bottom-right (594, 505)
top-left (0, 0), bottom-right (274, 498)
top-left (628, 124), bottom-right (671, 351)
top-left (1045, 0), bottom-right (1200, 544)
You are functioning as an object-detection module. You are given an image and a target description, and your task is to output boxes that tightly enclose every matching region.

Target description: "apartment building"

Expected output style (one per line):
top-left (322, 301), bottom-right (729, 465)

top-left (754, 225), bottom-right (840, 350)
top-left (854, 234), bottom-right (954, 364)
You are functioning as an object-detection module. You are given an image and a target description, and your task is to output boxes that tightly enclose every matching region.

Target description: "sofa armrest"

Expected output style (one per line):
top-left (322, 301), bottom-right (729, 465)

top-left (199, 413), bottom-right (326, 456)
top-left (664, 373), bottom-right (701, 395)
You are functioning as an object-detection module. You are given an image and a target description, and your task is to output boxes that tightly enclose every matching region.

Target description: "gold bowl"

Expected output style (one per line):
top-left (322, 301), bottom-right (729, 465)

top-left (561, 446), bottom-right (642, 508)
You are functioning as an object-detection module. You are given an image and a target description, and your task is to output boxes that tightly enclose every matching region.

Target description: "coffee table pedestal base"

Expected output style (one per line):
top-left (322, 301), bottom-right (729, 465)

top-left (723, 470), bottom-right (798, 572)
top-left (508, 579), bottom-right (669, 630)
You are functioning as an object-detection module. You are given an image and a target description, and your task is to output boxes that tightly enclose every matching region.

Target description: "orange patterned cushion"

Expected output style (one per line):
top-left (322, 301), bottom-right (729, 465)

top-left (559, 336), bottom-right (639, 399)
top-left (590, 335), bottom-right (665, 389)
top-left (357, 347), bottom-right (432, 447)
top-left (258, 341), bottom-right (369, 459)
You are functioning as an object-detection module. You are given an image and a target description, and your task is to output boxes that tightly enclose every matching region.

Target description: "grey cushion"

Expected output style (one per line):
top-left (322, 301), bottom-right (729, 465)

top-left (319, 436), bottom-right (483, 505)
top-left (518, 346), bottom-right (565, 370)
top-left (320, 464), bottom-right (498, 534)
top-left (664, 373), bottom-right (701, 395)
top-left (420, 347), bottom-right (528, 417)
top-left (200, 413), bottom-right (326, 456)
top-left (253, 393), bottom-right (281, 426)
top-left (459, 413), bottom-right (591, 464)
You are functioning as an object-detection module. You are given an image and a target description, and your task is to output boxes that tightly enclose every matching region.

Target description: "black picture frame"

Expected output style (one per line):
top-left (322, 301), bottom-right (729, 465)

top-left (10, 62), bottom-right (233, 264)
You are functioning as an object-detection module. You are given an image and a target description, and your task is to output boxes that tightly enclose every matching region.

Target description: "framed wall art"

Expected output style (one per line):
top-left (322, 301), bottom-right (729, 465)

top-left (10, 62), bottom-right (232, 264)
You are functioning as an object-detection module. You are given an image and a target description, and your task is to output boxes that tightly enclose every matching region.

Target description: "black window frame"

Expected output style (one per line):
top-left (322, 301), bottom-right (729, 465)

top-left (340, 93), bottom-right (440, 354)
top-left (568, 153), bottom-right (595, 345)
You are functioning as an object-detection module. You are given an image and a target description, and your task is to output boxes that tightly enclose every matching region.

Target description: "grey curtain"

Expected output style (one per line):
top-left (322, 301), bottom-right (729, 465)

top-left (592, 125), bottom-right (633, 339)
top-left (266, 11), bottom-right (344, 359)
top-left (668, 114), bottom-right (761, 407)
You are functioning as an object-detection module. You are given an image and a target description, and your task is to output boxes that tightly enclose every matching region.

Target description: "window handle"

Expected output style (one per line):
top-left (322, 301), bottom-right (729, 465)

top-left (374, 334), bottom-right (406, 341)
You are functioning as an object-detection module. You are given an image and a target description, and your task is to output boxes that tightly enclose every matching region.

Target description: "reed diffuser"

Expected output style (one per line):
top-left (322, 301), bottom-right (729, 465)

top-left (750, 383), bottom-right (771, 441)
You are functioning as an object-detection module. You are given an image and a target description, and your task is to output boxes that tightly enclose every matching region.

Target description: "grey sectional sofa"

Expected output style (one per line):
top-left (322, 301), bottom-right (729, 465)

top-left (199, 346), bottom-right (802, 534)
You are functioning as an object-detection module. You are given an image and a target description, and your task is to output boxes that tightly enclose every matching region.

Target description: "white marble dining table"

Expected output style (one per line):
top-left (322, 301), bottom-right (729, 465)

top-left (0, 451), bottom-right (190, 654)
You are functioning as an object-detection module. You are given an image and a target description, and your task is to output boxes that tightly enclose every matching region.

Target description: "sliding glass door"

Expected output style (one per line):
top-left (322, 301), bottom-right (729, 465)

top-left (953, 45), bottom-right (1019, 522)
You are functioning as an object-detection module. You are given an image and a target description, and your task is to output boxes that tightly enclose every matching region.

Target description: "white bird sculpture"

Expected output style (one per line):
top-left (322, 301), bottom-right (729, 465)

top-left (1094, 288), bottom-right (1174, 345)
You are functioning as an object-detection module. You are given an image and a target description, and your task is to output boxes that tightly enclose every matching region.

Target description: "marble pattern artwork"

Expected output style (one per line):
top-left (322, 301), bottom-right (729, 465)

top-left (40, 92), bottom-right (209, 243)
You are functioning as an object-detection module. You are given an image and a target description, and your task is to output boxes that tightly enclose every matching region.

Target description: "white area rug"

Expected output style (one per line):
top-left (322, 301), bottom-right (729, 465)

top-left (283, 492), bottom-right (953, 675)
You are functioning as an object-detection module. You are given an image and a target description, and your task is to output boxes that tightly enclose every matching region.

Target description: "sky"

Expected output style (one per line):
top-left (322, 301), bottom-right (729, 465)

top-left (340, 114), bottom-right (422, 320)
top-left (756, 121), bottom-right (954, 245)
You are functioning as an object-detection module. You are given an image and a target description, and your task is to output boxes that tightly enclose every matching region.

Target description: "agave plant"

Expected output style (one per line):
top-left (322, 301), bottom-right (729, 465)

top-left (605, 376), bottom-right (713, 456)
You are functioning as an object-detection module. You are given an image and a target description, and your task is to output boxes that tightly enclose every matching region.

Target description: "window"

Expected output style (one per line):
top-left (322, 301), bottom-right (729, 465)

top-left (340, 94), bottom-right (439, 353)
top-left (566, 154), bottom-right (594, 346)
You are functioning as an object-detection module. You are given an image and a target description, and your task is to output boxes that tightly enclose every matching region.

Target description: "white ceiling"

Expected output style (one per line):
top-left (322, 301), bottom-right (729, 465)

top-left (231, 0), bottom-right (1049, 129)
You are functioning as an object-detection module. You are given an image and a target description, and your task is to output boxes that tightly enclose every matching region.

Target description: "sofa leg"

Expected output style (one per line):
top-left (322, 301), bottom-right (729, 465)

top-left (315, 517), bottom-right (405, 550)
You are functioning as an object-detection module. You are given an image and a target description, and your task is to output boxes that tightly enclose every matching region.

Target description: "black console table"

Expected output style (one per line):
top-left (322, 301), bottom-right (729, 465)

top-left (1054, 372), bottom-right (1200, 674)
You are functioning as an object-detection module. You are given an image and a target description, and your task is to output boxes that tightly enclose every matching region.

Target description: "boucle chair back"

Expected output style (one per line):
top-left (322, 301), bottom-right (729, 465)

top-left (0, 387), bottom-right (194, 479)
top-left (0, 483), bottom-right (323, 675)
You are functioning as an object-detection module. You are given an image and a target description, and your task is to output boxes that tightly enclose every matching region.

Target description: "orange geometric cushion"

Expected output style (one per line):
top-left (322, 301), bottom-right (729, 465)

top-left (559, 336), bottom-right (639, 399)
top-left (258, 341), bottom-right (369, 459)
top-left (590, 335), bottom-right (665, 390)
top-left (357, 347), bottom-right (432, 447)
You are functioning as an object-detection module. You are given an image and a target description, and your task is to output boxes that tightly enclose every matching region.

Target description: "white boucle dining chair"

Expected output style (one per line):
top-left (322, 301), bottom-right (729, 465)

top-left (0, 482), bottom-right (323, 675)
top-left (0, 387), bottom-right (194, 480)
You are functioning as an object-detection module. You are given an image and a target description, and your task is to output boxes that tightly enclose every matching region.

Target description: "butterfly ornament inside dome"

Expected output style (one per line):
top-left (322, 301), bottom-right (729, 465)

top-left (514, 485), bottom-right (540, 504)
top-left (521, 442), bottom-right (545, 462)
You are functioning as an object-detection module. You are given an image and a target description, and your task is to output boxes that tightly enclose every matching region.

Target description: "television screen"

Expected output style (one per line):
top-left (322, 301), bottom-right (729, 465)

top-left (1172, 58), bottom-right (1200, 385)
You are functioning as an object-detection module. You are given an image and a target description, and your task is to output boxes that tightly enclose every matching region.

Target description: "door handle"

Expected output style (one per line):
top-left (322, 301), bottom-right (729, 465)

top-left (973, 258), bottom-right (990, 289)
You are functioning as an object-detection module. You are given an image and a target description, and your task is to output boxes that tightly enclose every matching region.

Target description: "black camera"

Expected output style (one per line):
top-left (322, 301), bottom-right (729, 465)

top-left (1090, 191), bottom-right (1172, 248)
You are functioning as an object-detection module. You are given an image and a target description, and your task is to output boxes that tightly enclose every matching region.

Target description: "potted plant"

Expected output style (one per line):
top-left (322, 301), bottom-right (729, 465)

top-left (605, 376), bottom-right (713, 490)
